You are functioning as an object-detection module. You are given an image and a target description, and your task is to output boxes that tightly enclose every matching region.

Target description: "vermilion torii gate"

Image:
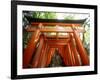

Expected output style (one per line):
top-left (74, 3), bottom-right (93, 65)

top-left (23, 17), bottom-right (89, 68)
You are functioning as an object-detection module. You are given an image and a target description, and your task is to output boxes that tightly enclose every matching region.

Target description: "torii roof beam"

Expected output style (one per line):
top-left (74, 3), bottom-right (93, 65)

top-left (25, 16), bottom-right (86, 27)
top-left (26, 28), bottom-right (85, 33)
top-left (31, 23), bottom-right (81, 27)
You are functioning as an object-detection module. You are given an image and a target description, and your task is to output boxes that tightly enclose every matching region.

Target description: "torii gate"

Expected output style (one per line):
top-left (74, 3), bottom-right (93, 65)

top-left (23, 17), bottom-right (89, 68)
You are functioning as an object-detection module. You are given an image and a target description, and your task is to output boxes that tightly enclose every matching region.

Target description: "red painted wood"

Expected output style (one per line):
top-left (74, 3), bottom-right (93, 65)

top-left (38, 43), bottom-right (49, 68)
top-left (23, 30), bottom-right (40, 68)
top-left (68, 43), bottom-right (76, 66)
top-left (69, 34), bottom-right (81, 66)
top-left (58, 46), bottom-right (69, 66)
top-left (66, 43), bottom-right (75, 66)
top-left (59, 45), bottom-right (70, 66)
top-left (26, 27), bottom-right (85, 33)
top-left (58, 46), bottom-right (64, 61)
top-left (31, 22), bottom-right (81, 27)
top-left (31, 35), bottom-right (44, 68)
top-left (37, 40), bottom-right (46, 68)
top-left (46, 39), bottom-right (69, 43)
top-left (72, 27), bottom-right (89, 65)
top-left (48, 43), bottom-right (67, 46)
top-left (49, 45), bottom-right (64, 48)
top-left (46, 48), bottom-right (55, 66)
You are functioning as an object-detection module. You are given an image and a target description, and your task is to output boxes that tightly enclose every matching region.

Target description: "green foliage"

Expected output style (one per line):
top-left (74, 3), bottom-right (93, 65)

top-left (84, 25), bottom-right (90, 44)
top-left (83, 23), bottom-right (90, 54)
top-left (64, 15), bottom-right (75, 20)
top-left (32, 12), bottom-right (57, 19)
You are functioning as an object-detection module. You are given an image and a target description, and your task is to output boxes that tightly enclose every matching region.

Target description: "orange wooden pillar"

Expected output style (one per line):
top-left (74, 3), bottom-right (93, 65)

top-left (38, 42), bottom-right (49, 68)
top-left (64, 43), bottom-right (75, 66)
top-left (46, 48), bottom-right (55, 66)
top-left (23, 30), bottom-right (40, 68)
top-left (72, 26), bottom-right (89, 65)
top-left (58, 47), bottom-right (65, 61)
top-left (69, 34), bottom-right (81, 66)
top-left (37, 40), bottom-right (46, 68)
top-left (40, 43), bottom-right (49, 67)
top-left (68, 43), bottom-right (76, 66)
top-left (58, 45), bottom-right (73, 66)
top-left (59, 46), bottom-right (69, 66)
top-left (31, 35), bottom-right (44, 68)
